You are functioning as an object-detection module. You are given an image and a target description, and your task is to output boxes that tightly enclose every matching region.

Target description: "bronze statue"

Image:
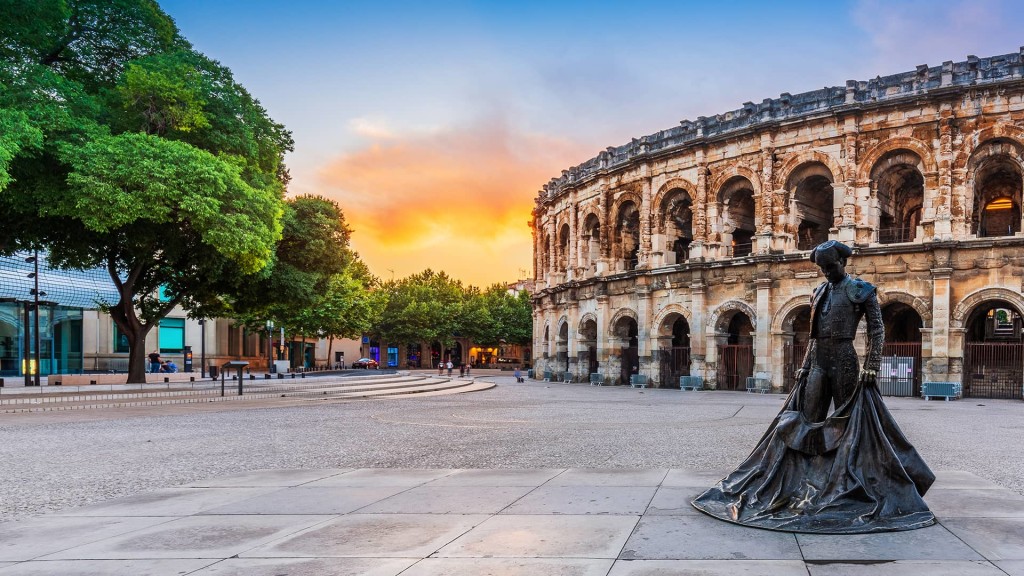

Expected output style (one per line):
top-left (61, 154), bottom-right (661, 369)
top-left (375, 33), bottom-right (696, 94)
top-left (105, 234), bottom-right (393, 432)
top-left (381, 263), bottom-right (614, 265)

top-left (692, 240), bottom-right (935, 533)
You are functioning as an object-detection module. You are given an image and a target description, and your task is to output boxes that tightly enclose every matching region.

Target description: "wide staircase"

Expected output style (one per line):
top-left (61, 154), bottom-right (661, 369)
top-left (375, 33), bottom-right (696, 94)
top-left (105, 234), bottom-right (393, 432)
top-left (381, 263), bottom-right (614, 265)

top-left (0, 372), bottom-right (494, 414)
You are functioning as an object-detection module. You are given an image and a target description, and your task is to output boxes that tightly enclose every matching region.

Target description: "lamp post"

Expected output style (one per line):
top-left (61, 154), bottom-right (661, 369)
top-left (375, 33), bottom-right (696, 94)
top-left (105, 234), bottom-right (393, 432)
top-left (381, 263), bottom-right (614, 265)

top-left (266, 320), bottom-right (274, 373)
top-left (199, 319), bottom-right (206, 378)
top-left (25, 251), bottom-right (45, 387)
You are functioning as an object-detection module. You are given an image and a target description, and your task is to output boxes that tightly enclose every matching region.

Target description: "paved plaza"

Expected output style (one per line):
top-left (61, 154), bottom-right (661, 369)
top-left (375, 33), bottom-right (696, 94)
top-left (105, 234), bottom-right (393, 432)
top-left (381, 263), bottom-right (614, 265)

top-left (1, 374), bottom-right (1023, 574)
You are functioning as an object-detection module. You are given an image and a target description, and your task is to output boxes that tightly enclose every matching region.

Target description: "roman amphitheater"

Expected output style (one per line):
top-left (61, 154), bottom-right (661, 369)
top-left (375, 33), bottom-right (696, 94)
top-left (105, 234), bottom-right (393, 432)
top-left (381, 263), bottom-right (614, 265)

top-left (531, 49), bottom-right (1024, 399)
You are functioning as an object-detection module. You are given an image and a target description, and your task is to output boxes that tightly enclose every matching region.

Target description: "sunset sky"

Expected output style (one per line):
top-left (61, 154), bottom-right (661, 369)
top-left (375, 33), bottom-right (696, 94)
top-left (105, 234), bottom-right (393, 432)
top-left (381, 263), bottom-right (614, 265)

top-left (160, 0), bottom-right (1024, 286)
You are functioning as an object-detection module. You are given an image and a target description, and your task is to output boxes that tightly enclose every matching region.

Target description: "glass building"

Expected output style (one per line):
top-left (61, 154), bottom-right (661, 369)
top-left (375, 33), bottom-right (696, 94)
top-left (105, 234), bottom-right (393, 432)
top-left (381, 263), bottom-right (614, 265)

top-left (0, 251), bottom-right (119, 377)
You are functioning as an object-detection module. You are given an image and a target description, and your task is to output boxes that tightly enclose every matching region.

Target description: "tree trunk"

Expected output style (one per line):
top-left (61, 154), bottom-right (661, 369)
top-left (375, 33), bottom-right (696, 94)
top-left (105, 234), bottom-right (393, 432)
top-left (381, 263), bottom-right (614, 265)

top-left (326, 337), bottom-right (334, 369)
top-left (109, 297), bottom-right (153, 384)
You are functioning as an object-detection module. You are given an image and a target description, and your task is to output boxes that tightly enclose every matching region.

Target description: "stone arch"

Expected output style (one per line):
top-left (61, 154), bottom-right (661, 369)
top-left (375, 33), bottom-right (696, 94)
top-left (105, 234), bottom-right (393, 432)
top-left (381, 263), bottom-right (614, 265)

top-left (784, 160), bottom-right (837, 250)
top-left (709, 300), bottom-right (758, 333)
top-left (877, 290), bottom-right (932, 327)
top-left (653, 177), bottom-right (698, 219)
top-left (709, 164), bottom-right (762, 197)
top-left (652, 304), bottom-right (693, 336)
top-left (951, 288), bottom-right (1024, 329)
top-left (777, 150), bottom-right (845, 188)
top-left (609, 189), bottom-right (644, 217)
top-left (577, 312), bottom-right (598, 338)
top-left (964, 137), bottom-right (1024, 237)
top-left (869, 148), bottom-right (926, 244)
top-left (772, 294), bottom-right (815, 334)
top-left (608, 307), bottom-right (639, 337)
top-left (556, 222), bottom-right (571, 272)
top-left (556, 316), bottom-right (570, 341)
top-left (954, 124), bottom-right (1024, 172)
top-left (857, 136), bottom-right (937, 184)
top-left (715, 175), bottom-right (757, 256)
top-left (611, 198), bottom-right (641, 270)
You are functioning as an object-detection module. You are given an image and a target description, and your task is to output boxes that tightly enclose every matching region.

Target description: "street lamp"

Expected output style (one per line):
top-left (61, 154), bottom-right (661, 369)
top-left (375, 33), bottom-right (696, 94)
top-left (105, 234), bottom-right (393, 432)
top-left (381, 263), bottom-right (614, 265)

top-left (266, 320), bottom-right (274, 373)
top-left (199, 319), bottom-right (206, 378)
top-left (25, 251), bottom-right (45, 387)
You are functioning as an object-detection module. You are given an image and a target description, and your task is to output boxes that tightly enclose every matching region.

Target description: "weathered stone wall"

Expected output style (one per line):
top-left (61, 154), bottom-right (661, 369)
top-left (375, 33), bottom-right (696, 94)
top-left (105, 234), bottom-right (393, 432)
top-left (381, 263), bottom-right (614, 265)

top-left (531, 50), bottom-right (1024, 392)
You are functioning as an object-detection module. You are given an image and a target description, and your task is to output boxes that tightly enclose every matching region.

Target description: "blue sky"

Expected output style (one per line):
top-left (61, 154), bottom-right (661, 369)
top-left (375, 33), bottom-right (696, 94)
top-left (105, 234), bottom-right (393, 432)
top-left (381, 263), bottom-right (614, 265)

top-left (160, 0), bottom-right (1024, 285)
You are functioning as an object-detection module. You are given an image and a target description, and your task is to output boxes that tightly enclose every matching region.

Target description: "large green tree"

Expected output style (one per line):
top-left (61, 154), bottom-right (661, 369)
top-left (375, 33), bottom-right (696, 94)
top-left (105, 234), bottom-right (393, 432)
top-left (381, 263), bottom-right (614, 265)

top-left (0, 0), bottom-right (292, 382)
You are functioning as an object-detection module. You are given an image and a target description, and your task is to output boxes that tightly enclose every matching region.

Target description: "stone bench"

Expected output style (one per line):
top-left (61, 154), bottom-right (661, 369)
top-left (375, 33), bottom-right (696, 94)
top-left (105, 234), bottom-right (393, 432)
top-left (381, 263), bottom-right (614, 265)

top-left (629, 374), bottom-right (648, 389)
top-left (679, 376), bottom-right (704, 391)
top-left (745, 377), bottom-right (771, 394)
top-left (922, 381), bottom-right (961, 401)
top-left (590, 373), bottom-right (604, 386)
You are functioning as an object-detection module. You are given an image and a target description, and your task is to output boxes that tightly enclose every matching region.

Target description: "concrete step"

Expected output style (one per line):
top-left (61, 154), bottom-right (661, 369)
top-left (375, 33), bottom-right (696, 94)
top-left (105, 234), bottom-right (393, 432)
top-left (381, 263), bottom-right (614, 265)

top-left (0, 376), bottom-right (494, 413)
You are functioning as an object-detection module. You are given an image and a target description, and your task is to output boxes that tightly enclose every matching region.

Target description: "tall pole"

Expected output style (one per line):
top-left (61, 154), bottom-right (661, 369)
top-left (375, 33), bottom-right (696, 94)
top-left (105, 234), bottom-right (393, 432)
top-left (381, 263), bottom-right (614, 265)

top-left (200, 319), bottom-right (206, 378)
top-left (22, 302), bottom-right (30, 387)
top-left (32, 250), bottom-right (40, 387)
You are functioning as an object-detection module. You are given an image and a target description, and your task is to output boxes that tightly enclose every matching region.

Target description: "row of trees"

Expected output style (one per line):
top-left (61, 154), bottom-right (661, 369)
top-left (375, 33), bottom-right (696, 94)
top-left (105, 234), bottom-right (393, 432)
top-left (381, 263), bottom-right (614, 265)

top-left (369, 270), bottom-right (532, 353)
top-left (0, 1), bottom-right (531, 382)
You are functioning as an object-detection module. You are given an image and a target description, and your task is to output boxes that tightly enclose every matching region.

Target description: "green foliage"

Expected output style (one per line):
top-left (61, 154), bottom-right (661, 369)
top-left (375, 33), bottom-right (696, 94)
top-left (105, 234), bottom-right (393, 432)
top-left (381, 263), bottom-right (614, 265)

top-left (369, 271), bottom-right (532, 348)
top-left (0, 0), bottom-right (291, 382)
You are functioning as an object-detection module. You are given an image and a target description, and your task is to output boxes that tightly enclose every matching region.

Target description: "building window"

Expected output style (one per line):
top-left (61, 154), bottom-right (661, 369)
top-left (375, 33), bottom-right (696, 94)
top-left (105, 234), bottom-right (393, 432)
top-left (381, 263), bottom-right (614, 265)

top-left (159, 318), bottom-right (185, 353)
top-left (243, 328), bottom-right (256, 356)
top-left (227, 325), bottom-right (241, 356)
top-left (113, 323), bottom-right (130, 353)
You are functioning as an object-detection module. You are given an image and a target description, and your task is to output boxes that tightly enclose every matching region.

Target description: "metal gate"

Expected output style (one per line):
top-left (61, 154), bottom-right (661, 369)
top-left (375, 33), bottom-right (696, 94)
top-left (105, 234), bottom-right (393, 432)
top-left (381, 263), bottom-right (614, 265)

top-left (661, 346), bottom-right (690, 388)
top-left (620, 346), bottom-right (638, 386)
top-left (878, 342), bottom-right (922, 397)
top-left (782, 342), bottom-right (808, 393)
top-left (717, 344), bottom-right (753, 391)
top-left (963, 342), bottom-right (1024, 399)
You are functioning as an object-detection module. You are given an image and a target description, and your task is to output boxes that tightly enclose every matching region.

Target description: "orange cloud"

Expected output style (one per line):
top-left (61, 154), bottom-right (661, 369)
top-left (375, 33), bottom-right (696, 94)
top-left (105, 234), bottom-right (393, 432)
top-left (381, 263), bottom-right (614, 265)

top-left (318, 121), bottom-right (589, 286)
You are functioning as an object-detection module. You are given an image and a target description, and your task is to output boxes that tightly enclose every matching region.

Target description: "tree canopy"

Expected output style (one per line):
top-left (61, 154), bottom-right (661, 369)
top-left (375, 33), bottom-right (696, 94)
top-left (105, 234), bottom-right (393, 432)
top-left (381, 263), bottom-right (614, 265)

top-left (0, 0), bottom-right (293, 382)
top-left (369, 271), bottom-right (531, 350)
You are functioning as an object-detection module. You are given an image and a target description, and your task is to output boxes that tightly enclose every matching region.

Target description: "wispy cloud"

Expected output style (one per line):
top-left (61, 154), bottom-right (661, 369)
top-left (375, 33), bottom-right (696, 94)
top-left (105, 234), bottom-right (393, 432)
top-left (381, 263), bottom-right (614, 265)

top-left (318, 119), bottom-right (589, 285)
top-left (851, 0), bottom-right (1022, 74)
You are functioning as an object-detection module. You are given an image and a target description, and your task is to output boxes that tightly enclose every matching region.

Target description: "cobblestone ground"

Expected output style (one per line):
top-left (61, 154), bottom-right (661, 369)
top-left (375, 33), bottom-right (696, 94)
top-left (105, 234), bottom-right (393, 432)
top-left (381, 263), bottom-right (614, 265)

top-left (1, 375), bottom-right (1021, 522)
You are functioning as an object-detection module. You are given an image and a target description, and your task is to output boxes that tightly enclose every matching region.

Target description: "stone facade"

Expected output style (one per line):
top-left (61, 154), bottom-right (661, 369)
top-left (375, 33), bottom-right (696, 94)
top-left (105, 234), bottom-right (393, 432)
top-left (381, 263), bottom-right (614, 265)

top-left (531, 50), bottom-right (1024, 398)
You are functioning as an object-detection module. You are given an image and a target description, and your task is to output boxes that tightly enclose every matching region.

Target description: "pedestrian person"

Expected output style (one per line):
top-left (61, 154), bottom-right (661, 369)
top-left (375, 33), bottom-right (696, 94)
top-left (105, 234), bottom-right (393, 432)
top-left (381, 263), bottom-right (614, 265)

top-left (465, 364), bottom-right (471, 377)
top-left (148, 351), bottom-right (161, 373)
top-left (438, 361), bottom-right (444, 376)
top-left (513, 366), bottom-right (522, 383)
top-left (459, 364), bottom-right (465, 377)
top-left (446, 360), bottom-right (453, 377)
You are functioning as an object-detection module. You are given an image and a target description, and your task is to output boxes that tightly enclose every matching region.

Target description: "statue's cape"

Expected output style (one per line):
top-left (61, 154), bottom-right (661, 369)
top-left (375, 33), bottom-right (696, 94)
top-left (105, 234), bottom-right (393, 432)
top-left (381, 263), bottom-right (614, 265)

top-left (691, 380), bottom-right (935, 534)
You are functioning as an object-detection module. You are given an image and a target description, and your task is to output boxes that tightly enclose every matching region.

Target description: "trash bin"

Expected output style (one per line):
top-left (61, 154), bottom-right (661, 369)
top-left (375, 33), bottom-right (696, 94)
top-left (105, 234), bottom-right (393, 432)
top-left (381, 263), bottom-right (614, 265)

top-left (208, 365), bottom-right (218, 379)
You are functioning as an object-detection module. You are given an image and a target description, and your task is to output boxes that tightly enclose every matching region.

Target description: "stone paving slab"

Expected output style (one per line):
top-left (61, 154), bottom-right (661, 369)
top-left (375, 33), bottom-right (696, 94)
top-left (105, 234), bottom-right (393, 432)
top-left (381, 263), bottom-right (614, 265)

top-left (1, 467), bottom-right (1022, 575)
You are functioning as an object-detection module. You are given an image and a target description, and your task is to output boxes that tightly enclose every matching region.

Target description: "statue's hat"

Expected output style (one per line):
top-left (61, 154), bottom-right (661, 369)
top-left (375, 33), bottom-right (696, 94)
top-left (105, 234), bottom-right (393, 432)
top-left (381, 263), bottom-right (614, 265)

top-left (810, 240), bottom-right (853, 263)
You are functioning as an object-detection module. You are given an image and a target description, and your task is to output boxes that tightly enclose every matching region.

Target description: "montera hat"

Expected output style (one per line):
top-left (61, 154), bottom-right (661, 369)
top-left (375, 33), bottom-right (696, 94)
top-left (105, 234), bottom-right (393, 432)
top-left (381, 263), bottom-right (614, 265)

top-left (809, 240), bottom-right (853, 263)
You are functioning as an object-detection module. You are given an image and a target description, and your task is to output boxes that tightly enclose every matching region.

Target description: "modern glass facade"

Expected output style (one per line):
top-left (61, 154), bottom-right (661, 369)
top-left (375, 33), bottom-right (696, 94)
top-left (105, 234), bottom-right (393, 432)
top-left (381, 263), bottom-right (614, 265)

top-left (0, 252), bottom-right (118, 377)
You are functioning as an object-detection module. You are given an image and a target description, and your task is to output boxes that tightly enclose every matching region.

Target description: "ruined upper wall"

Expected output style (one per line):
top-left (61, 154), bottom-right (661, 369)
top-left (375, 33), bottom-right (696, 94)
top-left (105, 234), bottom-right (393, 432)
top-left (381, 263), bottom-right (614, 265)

top-left (539, 48), bottom-right (1024, 201)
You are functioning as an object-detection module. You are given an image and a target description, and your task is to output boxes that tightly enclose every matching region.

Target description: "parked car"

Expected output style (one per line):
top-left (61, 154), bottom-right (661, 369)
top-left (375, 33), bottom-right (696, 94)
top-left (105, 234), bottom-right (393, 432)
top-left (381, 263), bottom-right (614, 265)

top-left (352, 358), bottom-right (379, 369)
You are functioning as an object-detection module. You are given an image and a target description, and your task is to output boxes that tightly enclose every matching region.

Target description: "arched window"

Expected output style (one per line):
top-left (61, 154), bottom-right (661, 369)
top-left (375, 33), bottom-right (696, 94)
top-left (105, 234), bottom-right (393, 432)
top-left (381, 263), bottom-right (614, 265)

top-left (719, 177), bottom-right (755, 257)
top-left (659, 189), bottom-right (693, 264)
top-left (613, 201), bottom-right (640, 270)
top-left (871, 150), bottom-right (924, 244)
top-left (971, 147), bottom-right (1022, 237)
top-left (785, 162), bottom-right (834, 250)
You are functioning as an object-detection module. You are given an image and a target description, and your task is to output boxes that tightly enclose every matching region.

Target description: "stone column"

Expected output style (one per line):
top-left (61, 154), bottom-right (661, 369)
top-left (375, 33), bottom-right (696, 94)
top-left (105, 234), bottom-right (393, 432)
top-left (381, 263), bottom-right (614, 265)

top-left (568, 199), bottom-right (578, 280)
top-left (840, 119), bottom-right (860, 242)
top-left (691, 161), bottom-right (708, 259)
top-left (636, 282), bottom-right (652, 381)
top-left (606, 336), bottom-right (623, 386)
top-left (595, 293), bottom-right (610, 379)
top-left (690, 283), bottom-right (707, 379)
top-left (927, 266), bottom-right (953, 381)
top-left (754, 276), bottom-right (773, 385)
top-left (933, 110), bottom-right (954, 240)
top-left (639, 174), bottom-right (653, 268)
